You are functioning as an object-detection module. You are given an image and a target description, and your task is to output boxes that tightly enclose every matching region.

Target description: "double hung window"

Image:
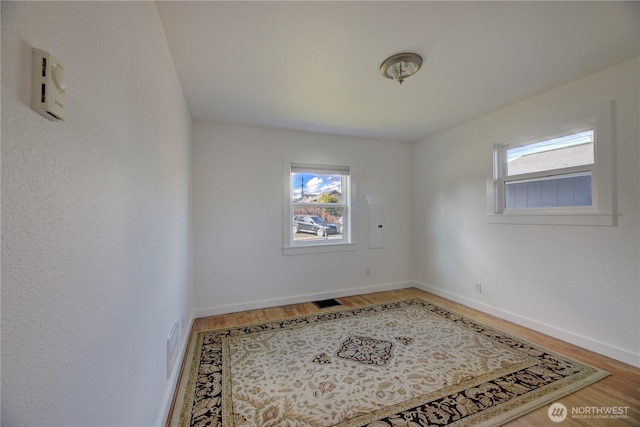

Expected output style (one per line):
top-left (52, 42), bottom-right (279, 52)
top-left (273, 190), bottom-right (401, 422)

top-left (490, 102), bottom-right (615, 226)
top-left (284, 162), bottom-right (352, 254)
top-left (497, 129), bottom-right (595, 210)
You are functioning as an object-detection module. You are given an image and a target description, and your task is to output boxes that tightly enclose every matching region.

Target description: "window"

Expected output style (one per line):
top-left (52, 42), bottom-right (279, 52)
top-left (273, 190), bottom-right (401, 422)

top-left (501, 129), bottom-right (595, 209)
top-left (283, 162), bottom-right (353, 254)
top-left (489, 101), bottom-right (615, 226)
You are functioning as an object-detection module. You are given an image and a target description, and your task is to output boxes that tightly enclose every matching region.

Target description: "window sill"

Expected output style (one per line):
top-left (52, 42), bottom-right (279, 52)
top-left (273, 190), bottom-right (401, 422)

top-left (283, 242), bottom-right (357, 256)
top-left (487, 212), bottom-right (616, 226)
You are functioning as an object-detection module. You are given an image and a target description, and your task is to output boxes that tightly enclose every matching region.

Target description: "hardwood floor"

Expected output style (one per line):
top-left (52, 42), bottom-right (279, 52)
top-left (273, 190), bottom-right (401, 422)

top-left (171, 288), bottom-right (639, 426)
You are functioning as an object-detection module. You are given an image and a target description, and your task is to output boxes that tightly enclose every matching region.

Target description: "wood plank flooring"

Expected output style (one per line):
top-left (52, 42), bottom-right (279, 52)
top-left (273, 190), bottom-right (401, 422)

top-left (169, 288), bottom-right (639, 426)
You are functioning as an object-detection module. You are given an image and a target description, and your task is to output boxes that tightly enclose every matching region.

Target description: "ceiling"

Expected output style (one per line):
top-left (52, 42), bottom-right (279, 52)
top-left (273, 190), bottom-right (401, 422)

top-left (156, 1), bottom-right (639, 143)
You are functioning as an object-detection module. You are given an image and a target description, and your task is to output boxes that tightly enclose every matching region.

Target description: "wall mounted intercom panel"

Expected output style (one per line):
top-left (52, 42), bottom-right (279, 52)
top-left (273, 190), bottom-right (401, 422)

top-left (31, 48), bottom-right (66, 121)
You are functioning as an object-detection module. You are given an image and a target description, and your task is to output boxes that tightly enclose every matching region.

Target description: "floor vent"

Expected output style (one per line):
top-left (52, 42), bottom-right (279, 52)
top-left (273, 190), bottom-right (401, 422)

top-left (313, 299), bottom-right (342, 309)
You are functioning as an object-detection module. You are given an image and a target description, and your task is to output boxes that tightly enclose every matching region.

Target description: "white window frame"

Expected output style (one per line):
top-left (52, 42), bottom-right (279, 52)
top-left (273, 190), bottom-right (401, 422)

top-left (283, 160), bottom-right (356, 255)
top-left (488, 101), bottom-right (616, 226)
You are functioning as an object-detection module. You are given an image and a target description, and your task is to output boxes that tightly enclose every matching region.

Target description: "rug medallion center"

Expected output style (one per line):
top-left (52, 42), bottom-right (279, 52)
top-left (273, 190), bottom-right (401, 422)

top-left (336, 335), bottom-right (394, 366)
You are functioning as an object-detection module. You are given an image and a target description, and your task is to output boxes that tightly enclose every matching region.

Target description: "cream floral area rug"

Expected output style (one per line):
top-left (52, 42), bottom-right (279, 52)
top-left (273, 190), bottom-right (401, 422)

top-left (170, 299), bottom-right (607, 426)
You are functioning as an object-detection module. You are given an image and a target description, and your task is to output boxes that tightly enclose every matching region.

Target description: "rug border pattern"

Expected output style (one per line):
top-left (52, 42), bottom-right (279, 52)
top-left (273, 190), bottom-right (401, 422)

top-left (171, 297), bottom-right (608, 427)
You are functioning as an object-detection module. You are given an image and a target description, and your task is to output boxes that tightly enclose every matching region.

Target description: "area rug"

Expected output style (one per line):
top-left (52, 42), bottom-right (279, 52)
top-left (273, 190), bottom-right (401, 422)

top-left (170, 298), bottom-right (607, 426)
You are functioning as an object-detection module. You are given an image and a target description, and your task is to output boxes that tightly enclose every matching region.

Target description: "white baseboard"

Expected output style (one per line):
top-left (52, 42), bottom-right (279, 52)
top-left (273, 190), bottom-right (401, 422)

top-left (414, 282), bottom-right (640, 368)
top-left (155, 309), bottom-right (196, 427)
top-left (157, 282), bottom-right (414, 426)
top-left (194, 281), bottom-right (414, 319)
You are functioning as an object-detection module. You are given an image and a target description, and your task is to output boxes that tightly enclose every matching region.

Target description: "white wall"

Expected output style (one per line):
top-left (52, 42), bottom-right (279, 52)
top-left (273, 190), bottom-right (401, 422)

top-left (413, 58), bottom-right (640, 367)
top-left (1, 2), bottom-right (193, 426)
top-left (192, 122), bottom-right (413, 315)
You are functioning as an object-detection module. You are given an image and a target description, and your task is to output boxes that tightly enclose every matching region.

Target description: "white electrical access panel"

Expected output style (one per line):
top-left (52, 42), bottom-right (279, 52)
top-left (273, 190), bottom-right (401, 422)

top-left (366, 194), bottom-right (384, 249)
top-left (31, 48), bottom-right (66, 121)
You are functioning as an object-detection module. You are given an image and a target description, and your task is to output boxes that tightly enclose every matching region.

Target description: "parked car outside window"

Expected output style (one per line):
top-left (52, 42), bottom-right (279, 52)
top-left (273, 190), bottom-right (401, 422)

top-left (293, 215), bottom-right (338, 237)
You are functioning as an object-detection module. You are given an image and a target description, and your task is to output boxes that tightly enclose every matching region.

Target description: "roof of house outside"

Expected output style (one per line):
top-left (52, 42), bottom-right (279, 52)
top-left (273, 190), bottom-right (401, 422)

top-left (507, 143), bottom-right (593, 176)
top-left (296, 190), bottom-right (343, 204)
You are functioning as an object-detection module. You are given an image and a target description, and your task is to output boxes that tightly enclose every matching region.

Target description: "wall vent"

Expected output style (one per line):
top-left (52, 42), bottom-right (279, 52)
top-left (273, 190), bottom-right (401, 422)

top-left (167, 321), bottom-right (179, 378)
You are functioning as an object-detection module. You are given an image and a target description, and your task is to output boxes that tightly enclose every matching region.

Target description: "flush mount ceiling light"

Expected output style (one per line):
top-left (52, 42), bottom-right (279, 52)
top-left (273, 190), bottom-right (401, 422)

top-left (379, 52), bottom-right (423, 85)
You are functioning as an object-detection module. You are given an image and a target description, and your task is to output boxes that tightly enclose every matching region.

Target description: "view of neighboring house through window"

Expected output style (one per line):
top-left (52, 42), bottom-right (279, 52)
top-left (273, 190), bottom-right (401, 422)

top-left (496, 129), bottom-right (595, 210)
top-left (489, 101), bottom-right (614, 226)
top-left (290, 164), bottom-right (349, 245)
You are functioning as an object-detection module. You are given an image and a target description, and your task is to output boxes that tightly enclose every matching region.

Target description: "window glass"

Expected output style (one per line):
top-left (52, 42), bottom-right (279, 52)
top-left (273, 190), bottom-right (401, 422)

top-left (506, 130), bottom-right (594, 176)
top-left (288, 164), bottom-right (350, 248)
top-left (504, 172), bottom-right (592, 209)
top-left (292, 207), bottom-right (343, 242)
top-left (292, 173), bottom-right (342, 204)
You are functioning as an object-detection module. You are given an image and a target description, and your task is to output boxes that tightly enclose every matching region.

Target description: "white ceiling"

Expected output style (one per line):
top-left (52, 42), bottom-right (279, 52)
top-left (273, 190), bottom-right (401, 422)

top-left (156, 1), bottom-right (639, 143)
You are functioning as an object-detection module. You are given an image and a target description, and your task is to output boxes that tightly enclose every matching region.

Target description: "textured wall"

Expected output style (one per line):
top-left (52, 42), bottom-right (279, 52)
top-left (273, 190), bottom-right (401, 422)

top-left (412, 58), bottom-right (640, 367)
top-left (1, 2), bottom-right (193, 426)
